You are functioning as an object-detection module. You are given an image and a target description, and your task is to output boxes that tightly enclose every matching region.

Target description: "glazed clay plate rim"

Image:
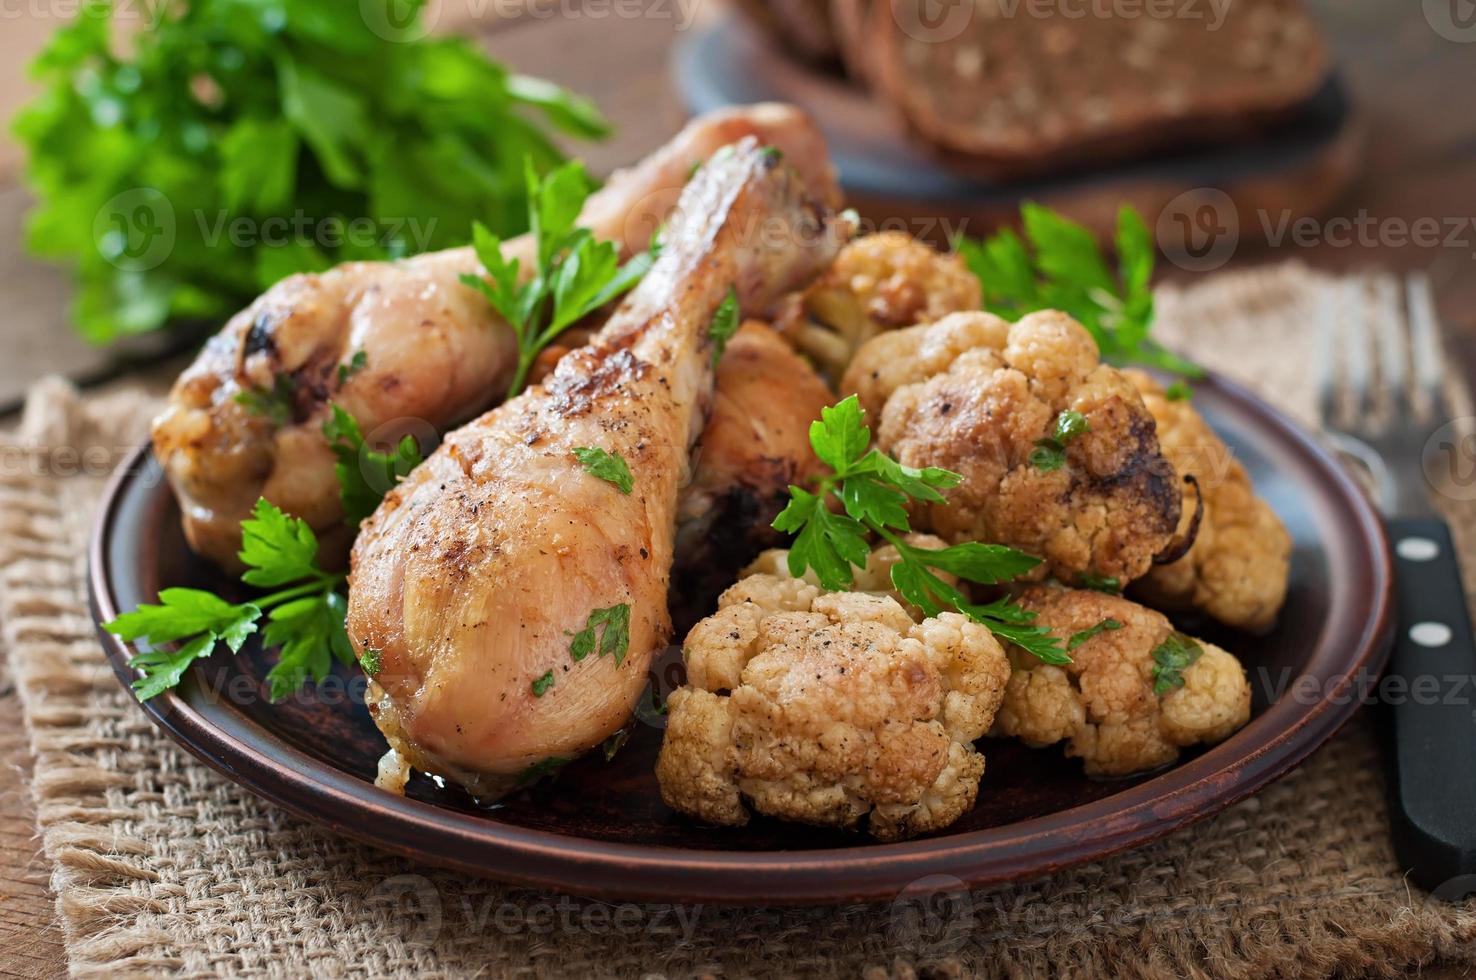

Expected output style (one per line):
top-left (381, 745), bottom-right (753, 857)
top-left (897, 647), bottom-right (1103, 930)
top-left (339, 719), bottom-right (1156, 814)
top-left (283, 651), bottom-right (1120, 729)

top-left (89, 369), bottom-right (1394, 905)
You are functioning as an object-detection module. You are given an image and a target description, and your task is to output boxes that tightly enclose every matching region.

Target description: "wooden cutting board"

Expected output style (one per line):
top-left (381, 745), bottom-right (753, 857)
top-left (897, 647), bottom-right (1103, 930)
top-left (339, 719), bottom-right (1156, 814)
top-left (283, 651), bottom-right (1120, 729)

top-left (673, 16), bottom-right (1364, 249)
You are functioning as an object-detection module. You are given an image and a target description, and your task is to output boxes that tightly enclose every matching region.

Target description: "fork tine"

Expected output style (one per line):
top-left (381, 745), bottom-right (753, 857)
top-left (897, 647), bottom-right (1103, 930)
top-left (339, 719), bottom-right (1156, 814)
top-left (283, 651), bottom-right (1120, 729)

top-left (1372, 274), bottom-right (1411, 419)
top-left (1406, 271), bottom-right (1449, 419)
top-left (1343, 278), bottom-right (1375, 424)
top-left (1315, 279), bottom-right (1342, 427)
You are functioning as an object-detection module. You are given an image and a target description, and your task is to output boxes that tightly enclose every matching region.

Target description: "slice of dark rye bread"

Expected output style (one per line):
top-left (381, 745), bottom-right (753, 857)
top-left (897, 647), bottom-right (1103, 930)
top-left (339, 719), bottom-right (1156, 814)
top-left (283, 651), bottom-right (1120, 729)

top-left (732, 0), bottom-right (842, 63)
top-left (866, 0), bottom-right (1331, 177)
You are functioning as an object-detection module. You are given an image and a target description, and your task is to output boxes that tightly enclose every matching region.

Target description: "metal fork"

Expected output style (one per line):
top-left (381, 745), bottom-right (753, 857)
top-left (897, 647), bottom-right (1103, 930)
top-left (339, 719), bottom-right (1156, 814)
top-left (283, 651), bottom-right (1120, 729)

top-left (1317, 272), bottom-right (1476, 898)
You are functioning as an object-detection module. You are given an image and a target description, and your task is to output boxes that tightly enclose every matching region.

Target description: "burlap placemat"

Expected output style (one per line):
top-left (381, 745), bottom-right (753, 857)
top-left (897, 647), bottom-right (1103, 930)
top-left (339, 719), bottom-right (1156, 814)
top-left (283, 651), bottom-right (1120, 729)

top-left (3, 262), bottom-right (1474, 978)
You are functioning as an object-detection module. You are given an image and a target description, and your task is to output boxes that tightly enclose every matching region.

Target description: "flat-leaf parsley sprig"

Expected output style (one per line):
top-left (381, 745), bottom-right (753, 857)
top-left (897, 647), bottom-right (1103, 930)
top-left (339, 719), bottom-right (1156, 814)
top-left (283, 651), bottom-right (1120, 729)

top-left (323, 405), bottom-right (426, 525)
top-left (104, 499), bottom-right (354, 701)
top-left (772, 396), bottom-right (1068, 665)
top-left (461, 159), bottom-right (657, 399)
top-left (955, 204), bottom-right (1202, 383)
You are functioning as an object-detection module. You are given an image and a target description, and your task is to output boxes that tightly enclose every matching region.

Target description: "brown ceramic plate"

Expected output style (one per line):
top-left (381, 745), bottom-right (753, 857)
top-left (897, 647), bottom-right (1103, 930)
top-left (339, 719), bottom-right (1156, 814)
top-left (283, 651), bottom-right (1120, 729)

top-left (89, 371), bottom-right (1393, 905)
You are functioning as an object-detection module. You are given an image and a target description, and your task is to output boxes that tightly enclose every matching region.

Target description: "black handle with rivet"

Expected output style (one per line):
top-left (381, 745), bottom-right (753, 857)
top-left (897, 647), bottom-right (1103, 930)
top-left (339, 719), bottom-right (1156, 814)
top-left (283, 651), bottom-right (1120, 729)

top-left (1387, 516), bottom-right (1476, 898)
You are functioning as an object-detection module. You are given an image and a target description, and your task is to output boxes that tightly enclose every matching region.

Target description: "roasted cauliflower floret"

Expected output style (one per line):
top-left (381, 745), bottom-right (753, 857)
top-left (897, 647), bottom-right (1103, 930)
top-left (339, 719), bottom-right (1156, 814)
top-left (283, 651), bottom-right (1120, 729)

top-left (1125, 370), bottom-right (1292, 632)
top-left (840, 310), bottom-right (1183, 584)
top-left (657, 578), bottom-right (1010, 840)
top-left (776, 232), bottom-right (980, 380)
top-left (992, 586), bottom-right (1251, 776)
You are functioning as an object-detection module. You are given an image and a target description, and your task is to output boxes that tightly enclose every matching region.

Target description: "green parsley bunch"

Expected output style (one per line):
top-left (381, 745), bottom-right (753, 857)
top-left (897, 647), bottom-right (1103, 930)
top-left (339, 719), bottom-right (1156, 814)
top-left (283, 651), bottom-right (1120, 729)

top-left (16, 0), bottom-right (607, 343)
top-left (773, 396), bottom-right (1068, 665)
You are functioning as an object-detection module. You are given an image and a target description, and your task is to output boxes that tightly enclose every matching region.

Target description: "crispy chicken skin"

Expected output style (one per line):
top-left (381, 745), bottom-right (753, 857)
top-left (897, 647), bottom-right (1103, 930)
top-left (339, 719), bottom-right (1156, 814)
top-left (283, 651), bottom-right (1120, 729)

top-left (775, 231), bottom-right (980, 379)
top-left (993, 586), bottom-right (1251, 776)
top-left (840, 310), bottom-right (1182, 584)
top-left (657, 569), bottom-right (1010, 839)
top-left (1125, 370), bottom-right (1292, 632)
top-left (346, 143), bottom-right (846, 797)
top-left (152, 104), bottom-right (841, 571)
top-left (671, 322), bottom-right (835, 629)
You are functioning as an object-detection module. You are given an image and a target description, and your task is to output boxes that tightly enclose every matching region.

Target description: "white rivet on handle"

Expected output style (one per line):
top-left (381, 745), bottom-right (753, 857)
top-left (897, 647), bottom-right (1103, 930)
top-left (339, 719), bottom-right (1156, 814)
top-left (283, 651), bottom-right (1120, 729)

top-left (1396, 537), bottom-right (1441, 562)
top-left (1410, 622), bottom-right (1453, 648)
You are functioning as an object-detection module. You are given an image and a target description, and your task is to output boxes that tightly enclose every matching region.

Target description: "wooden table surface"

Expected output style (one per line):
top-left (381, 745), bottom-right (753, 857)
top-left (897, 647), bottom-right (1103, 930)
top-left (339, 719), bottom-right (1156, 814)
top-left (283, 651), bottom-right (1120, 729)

top-left (2, 2), bottom-right (1475, 975)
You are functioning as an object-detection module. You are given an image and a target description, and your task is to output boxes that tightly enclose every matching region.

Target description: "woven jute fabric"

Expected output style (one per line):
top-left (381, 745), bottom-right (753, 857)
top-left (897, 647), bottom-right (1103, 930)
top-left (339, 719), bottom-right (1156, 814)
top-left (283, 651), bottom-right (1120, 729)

top-left (3, 262), bottom-right (1475, 978)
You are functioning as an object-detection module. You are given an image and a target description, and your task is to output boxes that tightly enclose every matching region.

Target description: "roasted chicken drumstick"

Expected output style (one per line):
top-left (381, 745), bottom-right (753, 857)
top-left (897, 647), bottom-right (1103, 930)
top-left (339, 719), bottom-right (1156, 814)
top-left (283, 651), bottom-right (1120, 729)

top-left (151, 105), bottom-right (839, 570)
top-left (347, 142), bottom-right (847, 797)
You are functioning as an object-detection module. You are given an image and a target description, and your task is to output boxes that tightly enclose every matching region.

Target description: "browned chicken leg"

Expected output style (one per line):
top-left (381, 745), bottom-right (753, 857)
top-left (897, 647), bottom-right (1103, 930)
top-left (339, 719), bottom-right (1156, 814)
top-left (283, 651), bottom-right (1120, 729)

top-left (152, 105), bottom-right (840, 570)
top-left (670, 321), bottom-right (835, 630)
top-left (347, 142), bottom-right (847, 797)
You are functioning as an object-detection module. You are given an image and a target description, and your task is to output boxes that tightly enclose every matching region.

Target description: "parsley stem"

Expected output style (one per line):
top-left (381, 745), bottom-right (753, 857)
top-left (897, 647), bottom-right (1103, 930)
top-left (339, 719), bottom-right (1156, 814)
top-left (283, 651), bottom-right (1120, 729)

top-left (251, 575), bottom-right (344, 610)
top-left (507, 350), bottom-right (536, 400)
top-left (872, 524), bottom-right (907, 553)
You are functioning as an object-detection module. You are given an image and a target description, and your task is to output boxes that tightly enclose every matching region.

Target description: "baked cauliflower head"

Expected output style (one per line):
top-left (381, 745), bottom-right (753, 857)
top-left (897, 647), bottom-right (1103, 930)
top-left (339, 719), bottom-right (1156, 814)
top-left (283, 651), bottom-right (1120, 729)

top-left (1125, 370), bottom-right (1292, 632)
top-left (656, 563), bottom-right (1011, 840)
top-left (775, 231), bottom-right (980, 380)
top-left (840, 309), bottom-right (1183, 586)
top-left (993, 585), bottom-right (1251, 777)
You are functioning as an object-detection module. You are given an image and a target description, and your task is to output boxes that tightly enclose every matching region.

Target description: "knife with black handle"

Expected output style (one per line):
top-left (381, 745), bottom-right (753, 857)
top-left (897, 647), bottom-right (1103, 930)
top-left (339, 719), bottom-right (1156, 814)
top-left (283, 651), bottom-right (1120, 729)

top-left (1387, 517), bottom-right (1476, 898)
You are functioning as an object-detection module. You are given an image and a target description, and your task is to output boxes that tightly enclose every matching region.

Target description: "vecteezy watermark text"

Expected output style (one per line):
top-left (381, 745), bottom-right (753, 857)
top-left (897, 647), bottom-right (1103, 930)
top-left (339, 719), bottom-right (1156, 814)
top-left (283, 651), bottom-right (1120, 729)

top-left (195, 211), bottom-right (439, 255)
top-left (365, 874), bottom-right (703, 948)
top-left (93, 187), bottom-right (442, 271)
top-left (1158, 189), bottom-right (1476, 271)
top-left (0, 0), bottom-right (169, 25)
top-left (891, 0), bottom-right (1235, 45)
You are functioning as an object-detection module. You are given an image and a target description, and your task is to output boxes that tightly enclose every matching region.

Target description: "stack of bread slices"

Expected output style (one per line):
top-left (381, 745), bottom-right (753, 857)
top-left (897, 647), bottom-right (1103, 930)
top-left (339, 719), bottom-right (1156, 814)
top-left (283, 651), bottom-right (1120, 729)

top-left (740, 0), bottom-right (1331, 178)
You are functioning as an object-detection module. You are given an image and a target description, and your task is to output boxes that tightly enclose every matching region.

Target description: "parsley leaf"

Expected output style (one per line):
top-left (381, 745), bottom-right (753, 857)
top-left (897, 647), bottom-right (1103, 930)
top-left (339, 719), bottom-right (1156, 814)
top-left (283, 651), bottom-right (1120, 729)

top-left (708, 286), bottom-right (740, 367)
top-left (808, 396), bottom-right (871, 473)
top-left (360, 648), bottom-right (383, 676)
top-left (1068, 618), bottom-right (1124, 651)
top-left (126, 635), bottom-right (219, 702)
top-left (772, 487), bottom-right (869, 591)
top-left (103, 498), bottom-right (350, 702)
top-left (1077, 573), bottom-right (1122, 594)
top-left (1029, 444), bottom-right (1066, 472)
top-left (1031, 409), bottom-right (1091, 472)
top-left (1052, 409), bottom-right (1090, 443)
top-left (914, 541), bottom-right (1044, 584)
top-left (573, 447), bottom-right (634, 494)
top-left (566, 604), bottom-right (631, 666)
top-left (238, 498), bottom-right (322, 587)
top-left (773, 395), bottom-right (1066, 664)
top-left (106, 589), bottom-right (260, 651)
top-left (516, 756), bottom-right (571, 787)
top-left (973, 614), bottom-right (1072, 667)
top-left (337, 350), bottom-right (368, 385)
top-left (1151, 632), bottom-right (1204, 695)
top-left (322, 405), bottom-right (424, 526)
top-left (956, 205), bottom-right (1202, 381)
top-left (262, 590), bottom-right (354, 701)
top-left (233, 375), bottom-right (296, 428)
top-left (531, 670), bottom-right (556, 697)
top-left (602, 727), bottom-right (631, 761)
top-left (1165, 381), bottom-right (1193, 402)
top-left (460, 160), bottom-right (654, 398)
